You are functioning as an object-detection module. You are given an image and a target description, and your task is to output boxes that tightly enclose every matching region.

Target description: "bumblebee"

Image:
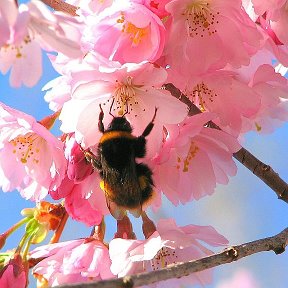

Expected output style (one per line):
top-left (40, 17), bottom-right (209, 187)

top-left (85, 105), bottom-right (157, 220)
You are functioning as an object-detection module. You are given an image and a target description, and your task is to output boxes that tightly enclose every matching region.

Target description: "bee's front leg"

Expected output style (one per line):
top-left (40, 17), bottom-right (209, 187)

top-left (141, 107), bottom-right (158, 137)
top-left (98, 104), bottom-right (105, 133)
top-left (83, 149), bottom-right (102, 171)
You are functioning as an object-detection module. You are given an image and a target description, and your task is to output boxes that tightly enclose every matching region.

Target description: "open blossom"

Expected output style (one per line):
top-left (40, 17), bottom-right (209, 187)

top-left (109, 218), bottom-right (228, 287)
top-left (168, 69), bottom-right (261, 136)
top-left (50, 172), bottom-right (109, 226)
top-left (30, 238), bottom-right (115, 287)
top-left (0, 0), bottom-right (82, 87)
top-left (82, 0), bottom-right (166, 63)
top-left (0, 102), bottom-right (66, 201)
top-left (164, 0), bottom-right (262, 75)
top-left (152, 113), bottom-right (240, 205)
top-left (60, 58), bottom-right (188, 156)
top-left (241, 64), bottom-right (288, 133)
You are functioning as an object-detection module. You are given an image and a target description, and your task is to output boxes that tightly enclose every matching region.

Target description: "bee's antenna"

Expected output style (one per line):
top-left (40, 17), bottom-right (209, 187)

top-left (109, 98), bottom-right (115, 118)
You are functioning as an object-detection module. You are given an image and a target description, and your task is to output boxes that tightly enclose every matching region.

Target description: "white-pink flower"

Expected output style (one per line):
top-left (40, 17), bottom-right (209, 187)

top-left (0, 102), bottom-right (66, 201)
top-left (152, 113), bottom-right (240, 205)
top-left (109, 218), bottom-right (228, 287)
top-left (242, 64), bottom-right (288, 133)
top-left (164, 0), bottom-right (262, 75)
top-left (50, 173), bottom-right (109, 226)
top-left (0, 0), bottom-right (82, 87)
top-left (168, 69), bottom-right (261, 136)
top-left (60, 58), bottom-right (188, 156)
top-left (30, 238), bottom-right (115, 287)
top-left (82, 0), bottom-right (166, 63)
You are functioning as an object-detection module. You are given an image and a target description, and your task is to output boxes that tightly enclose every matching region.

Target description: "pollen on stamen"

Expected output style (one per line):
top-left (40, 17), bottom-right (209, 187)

top-left (10, 134), bottom-right (40, 165)
top-left (150, 247), bottom-right (179, 271)
top-left (121, 19), bottom-right (149, 45)
top-left (177, 142), bottom-right (199, 173)
top-left (187, 82), bottom-right (217, 112)
top-left (182, 1), bottom-right (219, 38)
top-left (110, 76), bottom-right (143, 117)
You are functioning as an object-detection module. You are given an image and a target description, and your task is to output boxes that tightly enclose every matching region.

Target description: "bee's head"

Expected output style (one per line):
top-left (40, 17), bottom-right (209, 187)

top-left (106, 117), bottom-right (132, 133)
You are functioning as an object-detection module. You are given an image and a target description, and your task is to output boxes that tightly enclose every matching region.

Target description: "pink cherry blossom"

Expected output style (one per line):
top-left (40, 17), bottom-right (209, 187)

top-left (168, 69), bottom-right (261, 135)
top-left (0, 0), bottom-right (82, 87)
top-left (109, 218), bottom-right (228, 287)
top-left (152, 113), bottom-right (240, 205)
top-left (163, 0), bottom-right (262, 75)
top-left (50, 172), bottom-right (109, 226)
top-left (82, 0), bottom-right (166, 63)
top-left (30, 238), bottom-right (115, 287)
top-left (0, 102), bottom-right (66, 201)
top-left (60, 59), bottom-right (188, 155)
top-left (242, 64), bottom-right (288, 133)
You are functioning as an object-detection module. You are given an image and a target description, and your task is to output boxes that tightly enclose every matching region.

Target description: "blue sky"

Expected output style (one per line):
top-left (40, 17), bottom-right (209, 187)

top-left (1, 39), bottom-right (288, 288)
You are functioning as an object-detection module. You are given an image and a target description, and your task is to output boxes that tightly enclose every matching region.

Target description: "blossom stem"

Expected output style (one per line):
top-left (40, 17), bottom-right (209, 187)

top-left (114, 215), bottom-right (136, 239)
top-left (49, 210), bottom-right (69, 244)
top-left (22, 234), bottom-right (34, 261)
top-left (0, 217), bottom-right (30, 249)
top-left (91, 218), bottom-right (106, 242)
top-left (141, 212), bottom-right (156, 239)
top-left (17, 233), bottom-right (30, 254)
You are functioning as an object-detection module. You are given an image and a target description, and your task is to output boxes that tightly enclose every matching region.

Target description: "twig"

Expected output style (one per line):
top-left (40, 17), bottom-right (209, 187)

top-left (40, 0), bottom-right (78, 15)
top-left (55, 227), bottom-right (288, 288)
top-left (164, 83), bottom-right (288, 204)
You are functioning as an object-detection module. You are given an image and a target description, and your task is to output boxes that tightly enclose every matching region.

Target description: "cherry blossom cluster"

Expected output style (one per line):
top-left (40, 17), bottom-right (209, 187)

top-left (1, 0), bottom-right (288, 287)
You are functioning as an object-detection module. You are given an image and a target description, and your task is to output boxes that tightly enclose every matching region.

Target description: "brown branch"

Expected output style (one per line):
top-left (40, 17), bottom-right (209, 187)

top-left (164, 83), bottom-right (288, 204)
top-left (55, 227), bottom-right (288, 288)
top-left (40, 0), bottom-right (78, 16)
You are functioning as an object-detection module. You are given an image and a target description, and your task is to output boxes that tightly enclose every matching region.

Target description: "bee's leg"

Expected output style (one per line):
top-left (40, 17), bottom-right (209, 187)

top-left (134, 136), bottom-right (146, 158)
top-left (141, 107), bottom-right (158, 137)
top-left (83, 150), bottom-right (102, 171)
top-left (98, 104), bottom-right (105, 133)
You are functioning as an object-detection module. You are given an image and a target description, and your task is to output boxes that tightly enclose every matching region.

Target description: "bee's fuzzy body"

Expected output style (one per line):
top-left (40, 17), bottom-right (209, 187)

top-left (85, 108), bottom-right (157, 220)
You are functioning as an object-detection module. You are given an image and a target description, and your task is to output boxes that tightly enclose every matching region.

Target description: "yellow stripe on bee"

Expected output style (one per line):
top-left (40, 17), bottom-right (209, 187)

top-left (99, 131), bottom-right (135, 144)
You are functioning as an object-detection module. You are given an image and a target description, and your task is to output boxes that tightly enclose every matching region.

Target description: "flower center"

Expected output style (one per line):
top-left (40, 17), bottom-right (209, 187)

top-left (0, 35), bottom-right (32, 59)
top-left (187, 82), bottom-right (217, 112)
top-left (182, 0), bottom-right (219, 37)
top-left (150, 247), bottom-right (178, 270)
top-left (102, 76), bottom-right (147, 117)
top-left (10, 133), bottom-right (41, 164)
top-left (176, 141), bottom-right (199, 172)
top-left (118, 13), bottom-right (149, 45)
